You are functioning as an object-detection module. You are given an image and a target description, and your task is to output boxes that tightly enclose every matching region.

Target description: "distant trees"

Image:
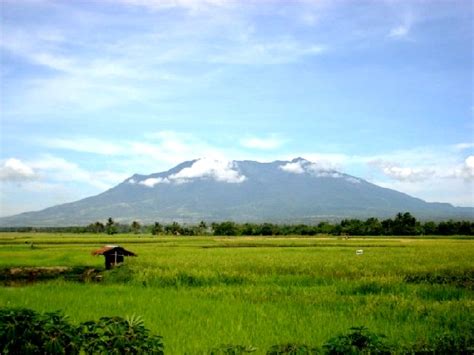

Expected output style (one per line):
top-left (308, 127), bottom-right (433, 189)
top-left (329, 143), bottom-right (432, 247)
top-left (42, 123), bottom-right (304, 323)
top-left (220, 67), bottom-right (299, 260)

top-left (105, 217), bottom-right (118, 235)
top-left (1, 212), bottom-right (473, 236)
top-left (131, 221), bottom-right (141, 234)
top-left (151, 222), bottom-right (163, 235)
top-left (211, 221), bottom-right (239, 236)
top-left (88, 221), bottom-right (105, 233)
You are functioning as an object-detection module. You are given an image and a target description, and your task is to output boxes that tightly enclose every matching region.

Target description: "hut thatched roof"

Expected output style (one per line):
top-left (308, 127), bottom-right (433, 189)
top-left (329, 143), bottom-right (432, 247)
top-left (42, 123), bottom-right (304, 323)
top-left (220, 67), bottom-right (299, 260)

top-left (91, 245), bottom-right (136, 256)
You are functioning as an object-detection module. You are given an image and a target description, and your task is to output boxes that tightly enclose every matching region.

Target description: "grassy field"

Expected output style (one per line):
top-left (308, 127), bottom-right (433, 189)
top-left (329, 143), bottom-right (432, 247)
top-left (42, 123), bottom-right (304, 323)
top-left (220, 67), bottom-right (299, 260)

top-left (0, 233), bottom-right (473, 353)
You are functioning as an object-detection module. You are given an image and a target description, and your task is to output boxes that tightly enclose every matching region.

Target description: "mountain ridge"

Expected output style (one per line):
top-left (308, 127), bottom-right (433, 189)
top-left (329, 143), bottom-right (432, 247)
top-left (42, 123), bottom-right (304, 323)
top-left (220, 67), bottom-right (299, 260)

top-left (0, 157), bottom-right (472, 226)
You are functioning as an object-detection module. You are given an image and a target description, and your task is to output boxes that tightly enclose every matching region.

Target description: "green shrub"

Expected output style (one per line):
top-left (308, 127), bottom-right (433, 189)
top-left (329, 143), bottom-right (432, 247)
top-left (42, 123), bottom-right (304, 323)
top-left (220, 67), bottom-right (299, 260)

top-left (322, 326), bottom-right (392, 354)
top-left (210, 344), bottom-right (257, 354)
top-left (266, 343), bottom-right (320, 354)
top-left (0, 308), bottom-right (163, 355)
top-left (80, 315), bottom-right (164, 354)
top-left (404, 269), bottom-right (474, 289)
top-left (103, 264), bottom-right (134, 283)
top-left (0, 308), bottom-right (81, 354)
top-left (409, 331), bottom-right (474, 354)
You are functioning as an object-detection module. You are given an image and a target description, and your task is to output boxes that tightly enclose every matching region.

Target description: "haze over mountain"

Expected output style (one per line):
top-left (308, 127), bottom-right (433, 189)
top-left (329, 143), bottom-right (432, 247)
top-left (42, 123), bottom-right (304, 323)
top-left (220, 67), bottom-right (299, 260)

top-left (0, 158), bottom-right (472, 227)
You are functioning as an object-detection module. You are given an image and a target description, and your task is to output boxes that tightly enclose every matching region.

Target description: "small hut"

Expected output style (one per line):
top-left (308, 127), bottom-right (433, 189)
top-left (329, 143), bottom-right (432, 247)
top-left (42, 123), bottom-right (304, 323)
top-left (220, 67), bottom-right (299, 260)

top-left (92, 245), bottom-right (136, 269)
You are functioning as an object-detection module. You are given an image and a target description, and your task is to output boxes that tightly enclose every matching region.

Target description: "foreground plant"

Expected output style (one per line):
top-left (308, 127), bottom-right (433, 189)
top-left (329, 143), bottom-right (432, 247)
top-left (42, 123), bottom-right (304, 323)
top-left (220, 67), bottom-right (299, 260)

top-left (0, 308), bottom-right (81, 354)
top-left (80, 315), bottom-right (164, 354)
top-left (210, 344), bottom-right (257, 354)
top-left (0, 308), bottom-right (164, 355)
top-left (322, 326), bottom-right (392, 354)
top-left (266, 343), bottom-right (320, 354)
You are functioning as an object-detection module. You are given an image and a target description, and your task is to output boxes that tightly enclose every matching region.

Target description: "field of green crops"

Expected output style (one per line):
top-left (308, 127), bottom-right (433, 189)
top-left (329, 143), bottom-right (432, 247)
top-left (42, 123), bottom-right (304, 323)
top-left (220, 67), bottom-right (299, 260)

top-left (0, 233), bottom-right (473, 353)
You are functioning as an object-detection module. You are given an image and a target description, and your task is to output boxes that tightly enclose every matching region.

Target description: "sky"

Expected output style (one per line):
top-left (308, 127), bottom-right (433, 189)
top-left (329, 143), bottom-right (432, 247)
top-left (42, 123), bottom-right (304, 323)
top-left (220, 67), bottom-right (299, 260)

top-left (0, 0), bottom-right (473, 217)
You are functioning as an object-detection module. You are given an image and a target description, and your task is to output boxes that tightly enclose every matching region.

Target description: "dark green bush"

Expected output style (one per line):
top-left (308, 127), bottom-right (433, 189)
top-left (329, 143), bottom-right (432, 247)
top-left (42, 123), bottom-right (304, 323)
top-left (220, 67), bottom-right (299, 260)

top-left (404, 269), bottom-right (474, 289)
top-left (267, 343), bottom-right (320, 354)
top-left (323, 326), bottom-right (392, 354)
top-left (408, 331), bottom-right (474, 354)
top-left (80, 315), bottom-right (164, 354)
top-left (0, 308), bottom-right (163, 355)
top-left (103, 264), bottom-right (135, 283)
top-left (0, 308), bottom-right (80, 354)
top-left (210, 344), bottom-right (257, 354)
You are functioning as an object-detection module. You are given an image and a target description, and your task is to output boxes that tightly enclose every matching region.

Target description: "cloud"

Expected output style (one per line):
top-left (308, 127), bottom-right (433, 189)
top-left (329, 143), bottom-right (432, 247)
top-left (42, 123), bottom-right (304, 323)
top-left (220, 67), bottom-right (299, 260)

top-left (279, 158), bottom-right (345, 178)
top-left (115, 0), bottom-right (231, 12)
top-left (25, 155), bottom-right (129, 190)
top-left (0, 158), bottom-right (37, 182)
top-left (139, 177), bottom-right (169, 187)
top-left (382, 166), bottom-right (433, 182)
top-left (170, 158), bottom-right (246, 183)
top-left (369, 160), bottom-right (434, 182)
top-left (369, 152), bottom-right (474, 183)
top-left (388, 12), bottom-right (414, 39)
top-left (280, 161), bottom-right (305, 174)
top-left (209, 39), bottom-right (326, 65)
top-left (129, 131), bottom-right (226, 166)
top-left (240, 135), bottom-right (286, 150)
top-left (42, 131), bottom-right (225, 168)
top-left (279, 158), bottom-right (363, 184)
top-left (138, 158), bottom-right (246, 187)
top-left (389, 24), bottom-right (410, 38)
top-left (466, 156), bottom-right (474, 170)
top-left (46, 138), bottom-right (124, 155)
top-left (374, 178), bottom-right (473, 207)
top-left (295, 153), bottom-right (350, 170)
top-left (464, 156), bottom-right (474, 179)
top-left (453, 142), bottom-right (474, 151)
top-left (446, 155), bottom-right (474, 180)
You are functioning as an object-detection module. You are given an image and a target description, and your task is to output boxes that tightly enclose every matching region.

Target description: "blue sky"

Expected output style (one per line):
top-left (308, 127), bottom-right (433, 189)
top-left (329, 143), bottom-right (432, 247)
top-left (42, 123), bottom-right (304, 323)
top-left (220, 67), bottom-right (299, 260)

top-left (0, 0), bottom-right (473, 216)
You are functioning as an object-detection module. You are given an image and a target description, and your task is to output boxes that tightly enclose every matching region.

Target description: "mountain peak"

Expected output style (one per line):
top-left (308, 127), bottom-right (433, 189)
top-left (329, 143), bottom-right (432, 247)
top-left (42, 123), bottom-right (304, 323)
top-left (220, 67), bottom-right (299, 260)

top-left (290, 157), bottom-right (309, 163)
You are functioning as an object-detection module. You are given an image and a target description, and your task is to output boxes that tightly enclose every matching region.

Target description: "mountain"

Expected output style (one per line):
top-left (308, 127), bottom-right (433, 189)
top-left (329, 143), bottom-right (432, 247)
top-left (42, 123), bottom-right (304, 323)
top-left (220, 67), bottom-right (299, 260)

top-left (0, 157), bottom-right (472, 226)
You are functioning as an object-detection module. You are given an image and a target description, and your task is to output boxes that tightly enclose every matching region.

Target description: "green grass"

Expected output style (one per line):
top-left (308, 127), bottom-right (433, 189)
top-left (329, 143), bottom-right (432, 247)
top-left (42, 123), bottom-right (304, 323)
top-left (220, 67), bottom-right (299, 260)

top-left (0, 233), bottom-right (473, 353)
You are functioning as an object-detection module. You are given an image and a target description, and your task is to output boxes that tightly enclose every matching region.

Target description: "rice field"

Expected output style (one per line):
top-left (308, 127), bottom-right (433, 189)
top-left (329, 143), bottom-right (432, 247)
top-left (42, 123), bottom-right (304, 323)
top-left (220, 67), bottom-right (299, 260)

top-left (0, 233), bottom-right (473, 353)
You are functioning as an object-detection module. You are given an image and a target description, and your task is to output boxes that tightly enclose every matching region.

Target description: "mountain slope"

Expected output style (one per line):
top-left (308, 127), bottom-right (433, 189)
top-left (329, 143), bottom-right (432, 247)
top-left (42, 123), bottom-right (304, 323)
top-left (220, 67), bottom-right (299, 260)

top-left (0, 158), bottom-right (472, 226)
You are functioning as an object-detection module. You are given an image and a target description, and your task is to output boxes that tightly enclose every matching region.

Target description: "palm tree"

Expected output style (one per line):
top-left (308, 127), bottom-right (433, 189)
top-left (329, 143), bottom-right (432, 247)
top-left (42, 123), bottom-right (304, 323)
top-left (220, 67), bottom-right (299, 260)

top-left (131, 221), bottom-right (141, 234)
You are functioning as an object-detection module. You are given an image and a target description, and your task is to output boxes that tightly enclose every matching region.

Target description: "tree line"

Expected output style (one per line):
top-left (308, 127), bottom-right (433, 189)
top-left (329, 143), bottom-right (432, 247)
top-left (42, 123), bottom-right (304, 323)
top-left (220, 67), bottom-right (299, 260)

top-left (0, 213), bottom-right (473, 236)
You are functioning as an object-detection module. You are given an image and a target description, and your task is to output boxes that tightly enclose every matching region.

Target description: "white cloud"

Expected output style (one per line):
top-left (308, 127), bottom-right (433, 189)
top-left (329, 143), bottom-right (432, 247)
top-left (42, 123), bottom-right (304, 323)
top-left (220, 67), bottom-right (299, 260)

top-left (138, 158), bottom-right (246, 187)
top-left (42, 131), bottom-right (226, 169)
top-left (26, 155), bottom-right (128, 190)
top-left (453, 142), bottom-right (474, 151)
top-left (313, 170), bottom-right (343, 178)
top-left (364, 148), bottom-right (474, 206)
top-left (0, 158), bottom-right (37, 182)
top-left (240, 135), bottom-right (286, 150)
top-left (464, 156), bottom-right (474, 178)
top-left (445, 155), bottom-right (474, 180)
top-left (115, 0), bottom-right (231, 12)
top-left (370, 160), bottom-right (434, 182)
top-left (369, 153), bottom-right (474, 183)
top-left (382, 166), bottom-right (432, 182)
top-left (280, 161), bottom-right (306, 174)
top-left (46, 138), bottom-right (124, 155)
top-left (389, 24), bottom-right (410, 38)
top-left (345, 177), bottom-right (361, 184)
top-left (375, 179), bottom-right (473, 207)
top-left (170, 158), bottom-right (246, 183)
top-left (209, 39), bottom-right (326, 65)
top-left (279, 158), bottom-right (346, 178)
top-left (466, 156), bottom-right (474, 170)
top-left (139, 177), bottom-right (169, 187)
top-left (388, 12), bottom-right (414, 39)
top-left (296, 153), bottom-right (349, 170)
